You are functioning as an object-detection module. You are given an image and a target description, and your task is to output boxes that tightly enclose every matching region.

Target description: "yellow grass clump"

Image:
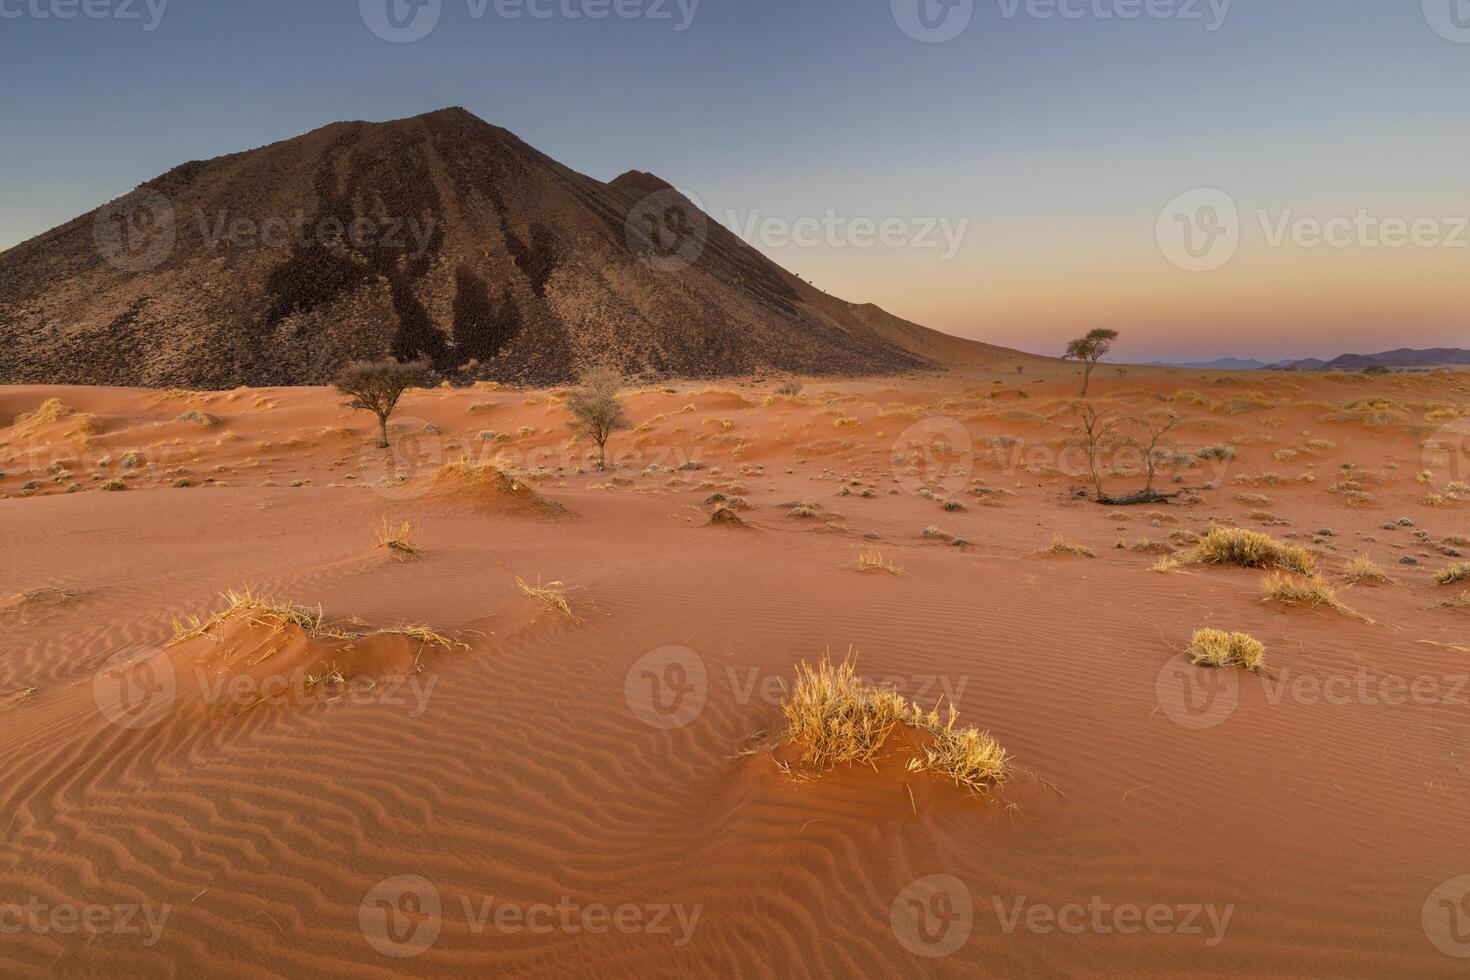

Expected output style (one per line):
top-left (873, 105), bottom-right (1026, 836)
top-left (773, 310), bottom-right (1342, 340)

top-left (1187, 629), bottom-right (1265, 671)
top-left (170, 588), bottom-right (327, 645)
top-left (854, 547), bottom-right (904, 575)
top-left (1260, 573), bottom-right (1367, 620)
top-left (1433, 563), bottom-right (1470, 587)
top-left (1340, 555), bottom-right (1391, 585)
top-left (1039, 533), bottom-right (1094, 558)
top-left (516, 576), bottom-right (581, 622)
top-left (17, 398), bottom-right (76, 425)
top-left (782, 655), bottom-right (1009, 793)
top-left (1188, 527), bottom-right (1316, 574)
top-left (374, 519), bottom-right (420, 556)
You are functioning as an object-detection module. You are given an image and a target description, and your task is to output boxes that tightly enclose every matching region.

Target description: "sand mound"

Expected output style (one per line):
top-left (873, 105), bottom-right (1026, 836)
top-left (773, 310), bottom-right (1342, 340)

top-left (704, 505), bottom-right (750, 528)
top-left (160, 589), bottom-right (466, 721)
top-left (417, 459), bottom-right (567, 516)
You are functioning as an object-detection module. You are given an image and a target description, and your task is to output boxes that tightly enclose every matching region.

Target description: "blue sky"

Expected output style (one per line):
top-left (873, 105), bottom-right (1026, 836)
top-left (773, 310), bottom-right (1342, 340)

top-left (2, 0), bottom-right (1467, 360)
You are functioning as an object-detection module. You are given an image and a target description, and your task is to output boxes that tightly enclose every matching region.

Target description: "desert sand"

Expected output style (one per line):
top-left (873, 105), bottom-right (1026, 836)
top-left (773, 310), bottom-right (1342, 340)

top-left (2, 362), bottom-right (1469, 977)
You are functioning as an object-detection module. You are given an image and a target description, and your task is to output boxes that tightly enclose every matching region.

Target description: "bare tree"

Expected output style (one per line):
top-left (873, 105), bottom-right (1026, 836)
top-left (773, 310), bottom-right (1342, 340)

top-left (1070, 401), bottom-right (1127, 500)
top-left (565, 367), bottom-right (632, 471)
top-left (335, 359), bottom-right (431, 449)
top-left (1136, 410), bottom-right (1181, 496)
top-left (1063, 329), bottom-right (1120, 397)
top-left (1069, 403), bottom-right (1186, 505)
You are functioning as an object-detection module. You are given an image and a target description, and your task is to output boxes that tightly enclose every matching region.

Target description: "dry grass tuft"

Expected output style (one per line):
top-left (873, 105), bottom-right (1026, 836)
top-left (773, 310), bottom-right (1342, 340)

top-left (782, 655), bottom-right (1009, 793)
top-left (374, 518), bottom-right (420, 556)
top-left (16, 398), bottom-right (77, 426)
top-left (1340, 555), bottom-right (1391, 586)
top-left (1187, 527), bottom-right (1316, 574)
top-left (854, 547), bottom-right (904, 575)
top-left (515, 576), bottom-right (582, 622)
top-left (1038, 533), bottom-right (1094, 558)
top-left (170, 588), bottom-right (326, 645)
top-left (1260, 573), bottom-right (1367, 620)
top-left (705, 505), bottom-right (749, 528)
top-left (1433, 563), bottom-right (1470, 587)
top-left (1187, 628), bottom-right (1265, 671)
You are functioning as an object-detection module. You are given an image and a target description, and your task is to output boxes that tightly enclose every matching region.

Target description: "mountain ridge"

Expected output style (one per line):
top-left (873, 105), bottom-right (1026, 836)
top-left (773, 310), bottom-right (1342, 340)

top-left (0, 107), bottom-right (1006, 387)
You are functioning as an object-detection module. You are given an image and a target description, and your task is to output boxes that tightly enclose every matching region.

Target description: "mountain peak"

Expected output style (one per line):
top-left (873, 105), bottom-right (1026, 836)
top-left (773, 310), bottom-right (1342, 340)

top-left (0, 113), bottom-right (984, 387)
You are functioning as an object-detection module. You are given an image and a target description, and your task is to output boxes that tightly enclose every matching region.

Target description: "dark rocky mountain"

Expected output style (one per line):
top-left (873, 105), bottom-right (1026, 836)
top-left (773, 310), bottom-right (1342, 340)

top-left (0, 107), bottom-right (1001, 387)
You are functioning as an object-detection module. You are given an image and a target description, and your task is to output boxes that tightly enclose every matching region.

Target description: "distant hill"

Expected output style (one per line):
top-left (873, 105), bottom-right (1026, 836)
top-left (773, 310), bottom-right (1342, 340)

top-left (1268, 348), bottom-right (1470, 371)
top-left (0, 107), bottom-right (1009, 387)
top-left (1149, 357), bottom-right (1273, 370)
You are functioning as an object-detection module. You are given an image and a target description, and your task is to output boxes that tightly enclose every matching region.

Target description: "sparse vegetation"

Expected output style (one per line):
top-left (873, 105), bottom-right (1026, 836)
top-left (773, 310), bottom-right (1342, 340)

top-left (854, 547), bottom-right (904, 575)
top-left (1260, 573), bottom-right (1364, 619)
top-left (1340, 555), bottom-right (1391, 585)
top-left (1063, 328), bottom-right (1119, 397)
top-left (1039, 533), bottom-right (1094, 558)
top-left (781, 655), bottom-right (1009, 793)
top-left (565, 367), bottom-right (632, 471)
top-left (335, 358), bottom-right (432, 449)
top-left (1433, 563), bottom-right (1470, 587)
top-left (1186, 628), bottom-right (1265, 671)
top-left (516, 576), bottom-right (581, 621)
top-left (1188, 527), bottom-right (1316, 574)
top-left (374, 519), bottom-right (420, 556)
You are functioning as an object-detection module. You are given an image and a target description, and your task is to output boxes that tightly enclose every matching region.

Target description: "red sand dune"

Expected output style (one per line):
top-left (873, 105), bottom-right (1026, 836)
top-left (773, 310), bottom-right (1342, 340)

top-left (2, 363), bottom-right (1469, 976)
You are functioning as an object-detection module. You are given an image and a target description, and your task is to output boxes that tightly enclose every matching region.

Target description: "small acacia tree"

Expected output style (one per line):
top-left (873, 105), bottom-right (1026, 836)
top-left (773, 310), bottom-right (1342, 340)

top-left (566, 367), bottom-right (631, 471)
top-left (335, 358), bottom-right (432, 449)
top-left (1064, 329), bottom-right (1120, 397)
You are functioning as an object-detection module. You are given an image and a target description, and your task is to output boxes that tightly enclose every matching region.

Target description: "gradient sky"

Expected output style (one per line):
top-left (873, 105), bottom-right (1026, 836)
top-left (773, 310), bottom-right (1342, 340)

top-left (2, 0), bottom-right (1467, 362)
